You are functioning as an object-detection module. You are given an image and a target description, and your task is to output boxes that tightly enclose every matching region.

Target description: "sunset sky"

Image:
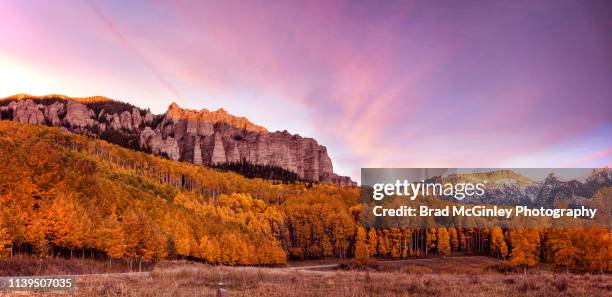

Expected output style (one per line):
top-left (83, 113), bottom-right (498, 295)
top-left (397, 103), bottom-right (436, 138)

top-left (1, 0), bottom-right (611, 181)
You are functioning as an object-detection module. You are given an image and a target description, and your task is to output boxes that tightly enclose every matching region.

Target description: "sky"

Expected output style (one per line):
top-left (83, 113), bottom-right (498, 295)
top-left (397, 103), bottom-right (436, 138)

top-left (1, 0), bottom-right (611, 181)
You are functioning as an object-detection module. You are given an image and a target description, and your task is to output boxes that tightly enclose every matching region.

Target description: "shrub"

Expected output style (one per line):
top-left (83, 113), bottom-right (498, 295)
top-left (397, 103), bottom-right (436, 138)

top-left (488, 263), bottom-right (515, 273)
top-left (554, 277), bottom-right (569, 292)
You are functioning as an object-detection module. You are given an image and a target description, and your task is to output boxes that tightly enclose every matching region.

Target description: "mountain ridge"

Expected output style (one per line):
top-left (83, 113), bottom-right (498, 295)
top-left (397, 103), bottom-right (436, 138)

top-left (165, 102), bottom-right (268, 133)
top-left (1, 93), bottom-right (115, 104)
top-left (433, 169), bottom-right (611, 207)
top-left (0, 94), bottom-right (354, 185)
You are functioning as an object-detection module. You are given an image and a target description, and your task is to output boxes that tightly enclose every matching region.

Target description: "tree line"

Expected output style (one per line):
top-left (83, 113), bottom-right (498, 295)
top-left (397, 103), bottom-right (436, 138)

top-left (0, 121), bottom-right (609, 273)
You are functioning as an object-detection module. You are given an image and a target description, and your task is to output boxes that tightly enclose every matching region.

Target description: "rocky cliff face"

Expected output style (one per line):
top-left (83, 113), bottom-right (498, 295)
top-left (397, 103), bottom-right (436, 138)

top-left (0, 95), bottom-right (354, 185)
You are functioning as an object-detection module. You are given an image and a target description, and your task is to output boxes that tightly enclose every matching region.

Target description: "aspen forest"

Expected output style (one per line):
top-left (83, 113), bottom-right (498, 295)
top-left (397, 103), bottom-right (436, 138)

top-left (0, 121), bottom-right (610, 273)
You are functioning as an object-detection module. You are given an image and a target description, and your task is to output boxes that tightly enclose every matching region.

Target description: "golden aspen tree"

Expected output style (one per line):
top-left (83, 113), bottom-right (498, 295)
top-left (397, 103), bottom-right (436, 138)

top-left (48, 194), bottom-right (85, 258)
top-left (197, 236), bottom-right (221, 264)
top-left (254, 238), bottom-right (287, 265)
top-left (389, 228), bottom-right (401, 258)
top-left (459, 228), bottom-right (468, 252)
top-left (377, 229), bottom-right (389, 256)
top-left (547, 228), bottom-right (578, 271)
top-left (98, 213), bottom-right (126, 262)
top-left (0, 201), bottom-right (27, 250)
top-left (121, 210), bottom-right (143, 264)
top-left (354, 226), bottom-right (369, 263)
top-left (491, 227), bottom-right (508, 258)
top-left (449, 226), bottom-right (459, 253)
top-left (30, 225), bottom-right (49, 259)
top-left (26, 141), bottom-right (61, 190)
top-left (0, 227), bottom-right (11, 258)
top-left (576, 228), bottom-right (609, 273)
top-left (427, 227), bottom-right (437, 254)
top-left (510, 228), bottom-right (540, 274)
top-left (106, 231), bottom-right (127, 260)
top-left (121, 210), bottom-right (166, 268)
top-left (219, 233), bottom-right (241, 265)
top-left (235, 234), bottom-right (252, 265)
top-left (367, 228), bottom-right (378, 256)
top-left (436, 227), bottom-right (451, 256)
top-left (142, 225), bottom-right (167, 262)
top-left (500, 237), bottom-right (509, 259)
top-left (166, 217), bottom-right (192, 258)
top-left (401, 228), bottom-right (412, 258)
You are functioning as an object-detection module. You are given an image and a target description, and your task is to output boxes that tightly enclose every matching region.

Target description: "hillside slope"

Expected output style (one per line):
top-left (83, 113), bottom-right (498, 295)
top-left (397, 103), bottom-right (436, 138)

top-left (0, 121), bottom-right (360, 265)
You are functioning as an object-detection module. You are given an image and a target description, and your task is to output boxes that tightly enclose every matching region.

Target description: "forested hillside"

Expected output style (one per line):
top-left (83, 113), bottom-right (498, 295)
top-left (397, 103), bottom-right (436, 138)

top-left (0, 121), bottom-right (359, 266)
top-left (0, 121), bottom-right (609, 273)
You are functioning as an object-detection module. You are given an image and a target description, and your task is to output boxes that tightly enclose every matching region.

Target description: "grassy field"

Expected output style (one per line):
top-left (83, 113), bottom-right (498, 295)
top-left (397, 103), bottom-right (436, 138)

top-left (0, 255), bottom-right (154, 276)
top-left (2, 257), bottom-right (610, 297)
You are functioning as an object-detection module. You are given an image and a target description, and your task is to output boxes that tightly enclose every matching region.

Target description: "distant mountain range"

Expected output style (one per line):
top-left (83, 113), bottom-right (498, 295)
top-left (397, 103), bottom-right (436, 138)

top-left (0, 94), bottom-right (354, 185)
top-left (434, 169), bottom-right (611, 207)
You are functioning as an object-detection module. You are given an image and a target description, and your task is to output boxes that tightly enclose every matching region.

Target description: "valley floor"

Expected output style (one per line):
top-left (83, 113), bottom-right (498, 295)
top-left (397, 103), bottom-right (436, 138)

top-left (1, 257), bottom-right (610, 297)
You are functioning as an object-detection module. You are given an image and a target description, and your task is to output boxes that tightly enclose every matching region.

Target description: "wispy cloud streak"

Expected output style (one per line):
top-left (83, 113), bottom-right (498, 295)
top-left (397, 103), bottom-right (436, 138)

top-left (85, 0), bottom-right (182, 101)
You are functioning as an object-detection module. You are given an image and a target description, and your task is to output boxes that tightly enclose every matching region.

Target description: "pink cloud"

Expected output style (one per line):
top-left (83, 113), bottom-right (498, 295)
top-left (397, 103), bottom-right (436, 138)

top-left (564, 148), bottom-right (612, 167)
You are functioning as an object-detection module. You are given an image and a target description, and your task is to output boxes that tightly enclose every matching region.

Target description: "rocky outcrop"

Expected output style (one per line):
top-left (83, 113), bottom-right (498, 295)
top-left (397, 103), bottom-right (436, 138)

top-left (144, 112), bottom-right (154, 125)
top-left (119, 111), bottom-right (133, 131)
top-left (44, 102), bottom-right (64, 126)
top-left (165, 103), bottom-right (267, 134)
top-left (210, 132), bottom-right (227, 164)
top-left (140, 127), bottom-right (181, 160)
top-left (12, 99), bottom-right (45, 125)
top-left (64, 101), bottom-right (94, 128)
top-left (110, 113), bottom-right (122, 130)
top-left (193, 136), bottom-right (203, 165)
top-left (0, 96), bottom-right (355, 185)
top-left (132, 108), bottom-right (142, 128)
top-left (145, 103), bottom-right (354, 184)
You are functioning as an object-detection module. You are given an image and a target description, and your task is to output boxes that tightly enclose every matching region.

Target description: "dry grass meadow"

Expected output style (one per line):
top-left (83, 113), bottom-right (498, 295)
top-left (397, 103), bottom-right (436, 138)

top-left (1, 257), bottom-right (610, 297)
